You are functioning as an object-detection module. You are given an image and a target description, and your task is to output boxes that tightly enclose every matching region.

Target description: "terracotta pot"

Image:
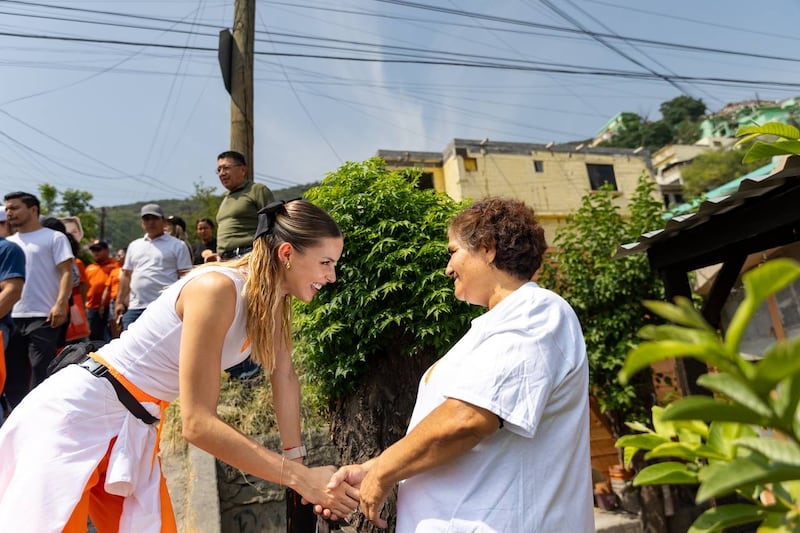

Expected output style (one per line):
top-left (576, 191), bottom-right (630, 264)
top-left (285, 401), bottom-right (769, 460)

top-left (608, 464), bottom-right (634, 481)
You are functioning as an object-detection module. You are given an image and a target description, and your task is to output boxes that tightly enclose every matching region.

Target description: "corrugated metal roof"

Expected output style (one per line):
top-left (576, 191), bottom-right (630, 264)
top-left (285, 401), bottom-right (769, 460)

top-left (663, 159), bottom-right (779, 219)
top-left (616, 155), bottom-right (800, 258)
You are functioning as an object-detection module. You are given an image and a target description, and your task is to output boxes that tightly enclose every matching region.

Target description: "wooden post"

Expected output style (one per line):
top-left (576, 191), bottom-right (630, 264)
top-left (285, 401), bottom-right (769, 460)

top-left (230, 0), bottom-right (254, 180)
top-left (766, 294), bottom-right (787, 342)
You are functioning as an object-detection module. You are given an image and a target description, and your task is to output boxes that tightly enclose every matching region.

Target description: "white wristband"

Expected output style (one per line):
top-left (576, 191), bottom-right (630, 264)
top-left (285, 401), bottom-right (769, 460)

top-left (282, 445), bottom-right (307, 460)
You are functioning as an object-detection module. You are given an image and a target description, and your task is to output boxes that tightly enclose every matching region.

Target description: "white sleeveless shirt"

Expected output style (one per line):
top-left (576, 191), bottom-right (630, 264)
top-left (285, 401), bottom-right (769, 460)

top-left (98, 266), bottom-right (251, 401)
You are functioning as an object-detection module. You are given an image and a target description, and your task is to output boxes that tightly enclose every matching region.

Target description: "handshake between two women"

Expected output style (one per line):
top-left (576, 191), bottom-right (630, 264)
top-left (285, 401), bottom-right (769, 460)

top-left (312, 458), bottom-right (391, 529)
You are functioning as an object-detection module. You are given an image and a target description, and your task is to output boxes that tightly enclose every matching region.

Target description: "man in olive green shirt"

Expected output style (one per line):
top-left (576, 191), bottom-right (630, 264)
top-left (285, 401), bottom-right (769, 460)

top-left (212, 150), bottom-right (273, 381)
top-left (213, 151), bottom-right (274, 260)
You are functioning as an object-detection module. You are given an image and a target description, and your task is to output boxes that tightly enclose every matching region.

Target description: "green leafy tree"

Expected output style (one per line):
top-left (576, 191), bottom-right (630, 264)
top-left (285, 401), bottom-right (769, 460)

top-left (37, 183), bottom-right (98, 243)
top-left (655, 95), bottom-right (706, 146)
top-left (296, 158), bottom-right (478, 531)
top-left (673, 119), bottom-right (703, 145)
top-left (618, 259), bottom-right (800, 532)
top-left (182, 182), bottom-right (223, 242)
top-left (273, 182), bottom-right (318, 202)
top-left (680, 149), bottom-right (770, 200)
top-left (538, 174), bottom-right (665, 438)
top-left (62, 188), bottom-right (98, 239)
top-left (601, 112), bottom-right (673, 151)
top-left (660, 96), bottom-right (706, 127)
top-left (37, 184), bottom-right (58, 215)
top-left (61, 188), bottom-right (94, 215)
top-left (602, 96), bottom-right (707, 150)
top-left (190, 181), bottom-right (222, 215)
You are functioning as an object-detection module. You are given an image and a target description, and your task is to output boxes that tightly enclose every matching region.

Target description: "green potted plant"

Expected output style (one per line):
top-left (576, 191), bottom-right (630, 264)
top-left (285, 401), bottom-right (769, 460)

top-left (617, 258), bottom-right (800, 532)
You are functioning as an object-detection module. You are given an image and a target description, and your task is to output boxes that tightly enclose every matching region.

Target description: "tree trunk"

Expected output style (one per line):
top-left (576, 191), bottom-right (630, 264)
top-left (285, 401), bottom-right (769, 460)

top-left (633, 454), bottom-right (669, 533)
top-left (639, 485), bottom-right (669, 533)
top-left (330, 345), bottom-right (437, 533)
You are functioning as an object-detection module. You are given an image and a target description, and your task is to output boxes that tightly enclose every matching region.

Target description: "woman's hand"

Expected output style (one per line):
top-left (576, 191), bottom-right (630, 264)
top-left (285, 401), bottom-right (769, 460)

top-left (296, 465), bottom-right (360, 519)
top-left (314, 461), bottom-right (390, 527)
top-left (313, 464), bottom-right (368, 520)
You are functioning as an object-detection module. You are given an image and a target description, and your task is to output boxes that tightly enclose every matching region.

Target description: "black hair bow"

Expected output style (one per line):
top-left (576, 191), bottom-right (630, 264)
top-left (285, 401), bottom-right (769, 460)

top-left (253, 198), bottom-right (301, 240)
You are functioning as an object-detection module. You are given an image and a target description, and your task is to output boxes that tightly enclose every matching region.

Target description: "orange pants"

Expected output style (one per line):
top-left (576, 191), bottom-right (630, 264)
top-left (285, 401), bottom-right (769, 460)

top-left (61, 353), bottom-right (175, 532)
top-left (61, 439), bottom-right (177, 533)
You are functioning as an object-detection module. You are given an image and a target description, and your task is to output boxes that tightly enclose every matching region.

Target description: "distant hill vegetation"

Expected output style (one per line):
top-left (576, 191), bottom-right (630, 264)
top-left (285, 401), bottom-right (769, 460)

top-left (99, 182), bottom-right (317, 250)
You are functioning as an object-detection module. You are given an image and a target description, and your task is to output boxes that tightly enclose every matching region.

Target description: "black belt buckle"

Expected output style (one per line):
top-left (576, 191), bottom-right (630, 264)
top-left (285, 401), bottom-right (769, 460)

top-left (79, 357), bottom-right (108, 377)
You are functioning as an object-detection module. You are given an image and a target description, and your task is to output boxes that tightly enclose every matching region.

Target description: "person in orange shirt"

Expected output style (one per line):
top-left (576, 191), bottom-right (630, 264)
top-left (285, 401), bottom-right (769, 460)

top-left (104, 250), bottom-right (124, 339)
top-left (85, 241), bottom-right (119, 342)
top-left (66, 253), bottom-right (90, 345)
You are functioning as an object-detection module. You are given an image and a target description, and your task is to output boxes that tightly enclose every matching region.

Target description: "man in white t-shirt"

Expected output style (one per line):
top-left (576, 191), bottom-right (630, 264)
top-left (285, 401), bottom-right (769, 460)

top-left (114, 203), bottom-right (192, 331)
top-left (3, 192), bottom-right (73, 408)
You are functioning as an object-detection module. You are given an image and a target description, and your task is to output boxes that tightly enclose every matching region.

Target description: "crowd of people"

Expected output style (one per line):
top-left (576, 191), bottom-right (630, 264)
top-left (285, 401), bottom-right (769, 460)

top-left (0, 150), bottom-right (594, 532)
top-left (0, 151), bottom-right (271, 422)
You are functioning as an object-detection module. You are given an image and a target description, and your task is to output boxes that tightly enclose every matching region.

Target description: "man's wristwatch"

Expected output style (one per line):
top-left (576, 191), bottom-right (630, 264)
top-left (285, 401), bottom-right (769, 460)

top-left (282, 445), bottom-right (307, 460)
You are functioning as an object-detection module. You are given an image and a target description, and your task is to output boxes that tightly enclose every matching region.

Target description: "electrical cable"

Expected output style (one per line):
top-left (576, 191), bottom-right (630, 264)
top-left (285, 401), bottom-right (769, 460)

top-left (4, 0), bottom-right (800, 66)
top-left (2, 30), bottom-right (799, 91)
top-left (258, 8), bottom-right (343, 164)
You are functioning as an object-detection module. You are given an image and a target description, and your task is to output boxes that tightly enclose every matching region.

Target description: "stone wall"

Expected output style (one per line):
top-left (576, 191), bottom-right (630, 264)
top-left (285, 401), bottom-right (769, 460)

top-left (217, 428), bottom-right (341, 533)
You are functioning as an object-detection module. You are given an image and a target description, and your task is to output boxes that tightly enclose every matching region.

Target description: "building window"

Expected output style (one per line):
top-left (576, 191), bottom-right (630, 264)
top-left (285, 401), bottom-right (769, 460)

top-left (533, 160), bottom-right (544, 173)
top-left (663, 192), bottom-right (684, 208)
top-left (586, 163), bottom-right (618, 191)
top-left (417, 172), bottom-right (434, 190)
top-left (456, 147), bottom-right (478, 172)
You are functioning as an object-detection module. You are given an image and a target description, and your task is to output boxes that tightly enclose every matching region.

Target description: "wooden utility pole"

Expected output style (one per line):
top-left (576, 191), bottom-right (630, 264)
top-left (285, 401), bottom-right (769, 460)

top-left (99, 206), bottom-right (107, 241)
top-left (230, 0), bottom-right (255, 180)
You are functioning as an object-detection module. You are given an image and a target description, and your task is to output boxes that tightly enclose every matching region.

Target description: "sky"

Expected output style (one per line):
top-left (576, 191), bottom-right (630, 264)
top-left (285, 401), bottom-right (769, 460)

top-left (1, 0), bottom-right (799, 208)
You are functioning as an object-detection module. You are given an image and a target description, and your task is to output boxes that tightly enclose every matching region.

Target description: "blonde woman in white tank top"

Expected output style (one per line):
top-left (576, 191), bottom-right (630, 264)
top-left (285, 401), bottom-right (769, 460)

top-left (0, 200), bottom-right (359, 532)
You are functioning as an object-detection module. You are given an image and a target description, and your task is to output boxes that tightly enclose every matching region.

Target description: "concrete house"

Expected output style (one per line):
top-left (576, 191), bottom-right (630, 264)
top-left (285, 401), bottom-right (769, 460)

top-left (699, 97), bottom-right (800, 139)
top-left (378, 138), bottom-right (655, 241)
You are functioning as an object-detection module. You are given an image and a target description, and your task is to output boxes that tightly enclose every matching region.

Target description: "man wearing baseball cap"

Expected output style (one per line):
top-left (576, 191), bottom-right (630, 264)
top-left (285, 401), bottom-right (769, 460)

top-left (85, 240), bottom-right (119, 341)
top-left (114, 204), bottom-right (192, 330)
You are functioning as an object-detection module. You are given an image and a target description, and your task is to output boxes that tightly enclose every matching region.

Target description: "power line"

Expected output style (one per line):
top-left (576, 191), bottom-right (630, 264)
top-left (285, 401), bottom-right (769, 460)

top-left (0, 6), bottom-right (210, 107)
top-left (360, 0), bottom-right (800, 65)
top-left (584, 0), bottom-right (800, 43)
top-left (0, 108), bottom-right (190, 196)
top-left (451, 0), bottom-right (603, 117)
top-left (3, 30), bottom-right (800, 91)
top-left (5, 0), bottom-right (800, 67)
top-left (140, 0), bottom-right (208, 176)
top-left (542, 0), bottom-right (689, 96)
top-left (257, 10), bottom-right (343, 164)
top-left (1, 0), bottom-right (221, 31)
top-left (254, 171), bottom-right (310, 188)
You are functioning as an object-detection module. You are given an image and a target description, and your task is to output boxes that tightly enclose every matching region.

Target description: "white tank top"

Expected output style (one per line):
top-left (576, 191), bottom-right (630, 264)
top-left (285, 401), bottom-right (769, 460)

top-left (97, 266), bottom-right (251, 401)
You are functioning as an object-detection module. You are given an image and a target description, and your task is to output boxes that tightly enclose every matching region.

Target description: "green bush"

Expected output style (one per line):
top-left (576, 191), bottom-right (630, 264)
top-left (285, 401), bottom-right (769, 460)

top-left (538, 174), bottom-right (664, 437)
top-left (296, 158), bottom-right (478, 401)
